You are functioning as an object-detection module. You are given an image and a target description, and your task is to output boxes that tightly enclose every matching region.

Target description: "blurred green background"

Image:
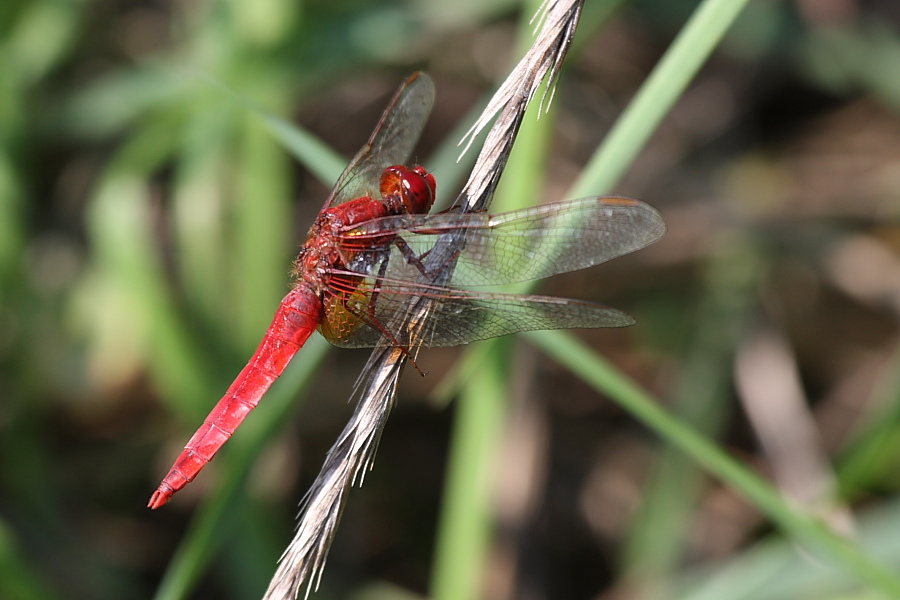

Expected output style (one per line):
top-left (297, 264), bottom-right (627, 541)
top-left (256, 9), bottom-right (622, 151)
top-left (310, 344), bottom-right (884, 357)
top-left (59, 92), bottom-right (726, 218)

top-left (3, 0), bottom-right (900, 599)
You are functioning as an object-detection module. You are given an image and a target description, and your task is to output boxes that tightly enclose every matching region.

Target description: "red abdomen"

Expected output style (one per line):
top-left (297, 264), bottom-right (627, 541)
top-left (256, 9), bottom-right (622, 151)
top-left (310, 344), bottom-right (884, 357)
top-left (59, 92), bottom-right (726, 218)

top-left (148, 286), bottom-right (321, 509)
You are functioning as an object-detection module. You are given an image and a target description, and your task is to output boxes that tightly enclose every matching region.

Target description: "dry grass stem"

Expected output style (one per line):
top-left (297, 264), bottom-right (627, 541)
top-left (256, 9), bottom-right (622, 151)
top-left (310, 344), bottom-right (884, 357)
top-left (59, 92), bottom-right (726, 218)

top-left (263, 1), bottom-right (585, 597)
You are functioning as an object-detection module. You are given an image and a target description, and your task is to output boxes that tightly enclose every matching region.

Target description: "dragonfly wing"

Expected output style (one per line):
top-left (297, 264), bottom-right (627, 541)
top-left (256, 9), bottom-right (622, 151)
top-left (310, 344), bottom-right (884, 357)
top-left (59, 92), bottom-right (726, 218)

top-left (342, 196), bottom-right (665, 286)
top-left (323, 280), bottom-right (634, 349)
top-left (324, 72), bottom-right (436, 209)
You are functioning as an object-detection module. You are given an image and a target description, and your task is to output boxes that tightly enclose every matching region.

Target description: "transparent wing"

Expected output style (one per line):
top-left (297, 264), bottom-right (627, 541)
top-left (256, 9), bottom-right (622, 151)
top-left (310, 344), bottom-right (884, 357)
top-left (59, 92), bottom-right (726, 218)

top-left (337, 196), bottom-right (666, 287)
top-left (319, 277), bottom-right (635, 349)
top-left (323, 72), bottom-right (436, 210)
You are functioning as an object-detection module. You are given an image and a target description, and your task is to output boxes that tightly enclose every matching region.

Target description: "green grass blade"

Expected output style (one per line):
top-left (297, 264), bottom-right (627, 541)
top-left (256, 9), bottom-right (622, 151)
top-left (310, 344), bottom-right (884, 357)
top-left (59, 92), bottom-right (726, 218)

top-left (836, 345), bottom-right (900, 495)
top-left (431, 1), bottom-right (756, 594)
top-left (429, 7), bottom-right (556, 593)
top-left (257, 110), bottom-right (347, 185)
top-left (430, 344), bottom-right (509, 600)
top-left (527, 329), bottom-right (900, 597)
top-left (676, 498), bottom-right (900, 599)
top-left (233, 112), bottom-right (294, 349)
top-left (621, 233), bottom-right (761, 580)
top-left (0, 153), bottom-right (22, 293)
top-left (570, 0), bottom-right (753, 197)
top-left (171, 101), bottom-right (235, 331)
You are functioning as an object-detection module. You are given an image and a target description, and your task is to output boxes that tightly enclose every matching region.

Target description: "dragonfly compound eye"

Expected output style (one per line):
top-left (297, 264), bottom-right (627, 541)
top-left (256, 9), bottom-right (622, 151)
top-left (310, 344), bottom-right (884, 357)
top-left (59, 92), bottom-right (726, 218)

top-left (380, 165), bottom-right (435, 215)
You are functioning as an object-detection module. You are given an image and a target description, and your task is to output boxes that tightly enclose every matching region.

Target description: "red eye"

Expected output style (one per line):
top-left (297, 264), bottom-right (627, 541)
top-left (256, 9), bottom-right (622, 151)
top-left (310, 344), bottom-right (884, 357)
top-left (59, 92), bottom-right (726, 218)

top-left (380, 165), bottom-right (436, 215)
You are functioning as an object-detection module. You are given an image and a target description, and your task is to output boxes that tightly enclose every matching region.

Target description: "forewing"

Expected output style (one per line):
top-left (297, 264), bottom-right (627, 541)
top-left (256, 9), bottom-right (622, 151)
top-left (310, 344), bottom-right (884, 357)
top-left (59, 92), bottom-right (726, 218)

top-left (323, 72), bottom-right (436, 209)
top-left (340, 196), bottom-right (665, 287)
top-left (322, 279), bottom-right (635, 349)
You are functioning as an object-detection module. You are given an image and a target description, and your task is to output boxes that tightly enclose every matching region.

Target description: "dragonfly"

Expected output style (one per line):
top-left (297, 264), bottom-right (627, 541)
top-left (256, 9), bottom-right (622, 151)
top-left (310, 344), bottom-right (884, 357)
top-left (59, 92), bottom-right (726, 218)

top-left (149, 72), bottom-right (665, 509)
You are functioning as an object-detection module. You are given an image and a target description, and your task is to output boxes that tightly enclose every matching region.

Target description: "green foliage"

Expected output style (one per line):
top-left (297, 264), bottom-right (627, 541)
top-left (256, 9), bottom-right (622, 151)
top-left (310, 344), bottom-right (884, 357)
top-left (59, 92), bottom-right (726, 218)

top-left (4, 0), bottom-right (900, 599)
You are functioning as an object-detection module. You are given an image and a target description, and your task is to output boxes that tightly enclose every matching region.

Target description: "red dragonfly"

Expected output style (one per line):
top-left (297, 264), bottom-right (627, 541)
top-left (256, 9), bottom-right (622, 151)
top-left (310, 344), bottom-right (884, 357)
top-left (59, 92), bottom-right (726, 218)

top-left (149, 72), bottom-right (665, 509)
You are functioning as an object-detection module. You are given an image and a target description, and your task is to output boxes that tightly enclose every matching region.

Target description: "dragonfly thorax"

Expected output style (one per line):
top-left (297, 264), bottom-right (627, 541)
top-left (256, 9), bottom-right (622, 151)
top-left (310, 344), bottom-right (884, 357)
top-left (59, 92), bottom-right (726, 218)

top-left (292, 165), bottom-right (436, 289)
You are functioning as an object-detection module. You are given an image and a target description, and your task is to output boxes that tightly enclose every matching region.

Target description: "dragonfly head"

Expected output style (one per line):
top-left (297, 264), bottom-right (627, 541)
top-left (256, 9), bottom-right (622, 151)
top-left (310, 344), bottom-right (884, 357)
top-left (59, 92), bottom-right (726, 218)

top-left (380, 165), bottom-right (436, 216)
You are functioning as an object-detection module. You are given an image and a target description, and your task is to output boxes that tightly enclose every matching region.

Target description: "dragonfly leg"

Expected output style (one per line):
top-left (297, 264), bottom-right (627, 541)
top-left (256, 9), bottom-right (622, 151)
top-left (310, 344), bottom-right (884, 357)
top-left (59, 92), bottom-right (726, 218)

top-left (392, 236), bottom-right (461, 282)
top-left (356, 257), bottom-right (427, 376)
